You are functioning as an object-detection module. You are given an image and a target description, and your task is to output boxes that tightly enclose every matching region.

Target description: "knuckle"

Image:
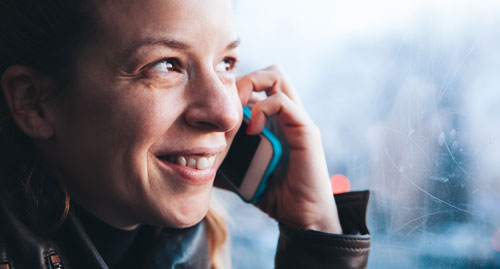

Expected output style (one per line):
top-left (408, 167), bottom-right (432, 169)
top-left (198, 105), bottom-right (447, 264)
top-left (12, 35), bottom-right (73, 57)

top-left (269, 92), bottom-right (286, 104)
top-left (300, 127), bottom-right (321, 141)
top-left (252, 100), bottom-right (264, 111)
top-left (272, 66), bottom-right (290, 89)
top-left (269, 65), bottom-right (284, 74)
top-left (265, 65), bottom-right (286, 78)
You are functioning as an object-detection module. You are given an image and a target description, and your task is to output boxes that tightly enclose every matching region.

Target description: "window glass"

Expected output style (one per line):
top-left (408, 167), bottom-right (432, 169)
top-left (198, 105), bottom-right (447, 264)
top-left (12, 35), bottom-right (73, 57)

top-left (218, 0), bottom-right (500, 267)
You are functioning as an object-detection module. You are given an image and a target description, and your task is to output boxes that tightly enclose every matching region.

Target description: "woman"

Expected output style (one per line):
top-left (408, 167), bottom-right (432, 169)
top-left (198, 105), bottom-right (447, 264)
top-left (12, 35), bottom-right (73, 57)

top-left (0, 0), bottom-right (370, 268)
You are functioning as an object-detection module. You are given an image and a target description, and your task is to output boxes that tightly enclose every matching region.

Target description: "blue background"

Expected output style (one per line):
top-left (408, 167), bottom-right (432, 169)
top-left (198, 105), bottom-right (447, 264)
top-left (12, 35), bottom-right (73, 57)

top-left (215, 0), bottom-right (500, 268)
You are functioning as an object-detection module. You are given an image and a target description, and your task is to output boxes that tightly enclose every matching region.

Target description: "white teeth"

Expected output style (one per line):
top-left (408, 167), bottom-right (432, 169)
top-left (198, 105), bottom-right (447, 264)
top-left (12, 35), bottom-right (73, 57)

top-left (197, 157), bottom-right (208, 170)
top-left (187, 157), bottom-right (197, 168)
top-left (167, 155), bottom-right (216, 170)
top-left (177, 156), bottom-right (187, 166)
top-left (207, 155), bottom-right (216, 167)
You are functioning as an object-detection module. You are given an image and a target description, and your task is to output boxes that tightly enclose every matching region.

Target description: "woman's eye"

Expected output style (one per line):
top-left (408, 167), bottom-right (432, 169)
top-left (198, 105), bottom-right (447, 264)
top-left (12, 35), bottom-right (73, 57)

top-left (150, 59), bottom-right (177, 73)
top-left (215, 58), bottom-right (236, 73)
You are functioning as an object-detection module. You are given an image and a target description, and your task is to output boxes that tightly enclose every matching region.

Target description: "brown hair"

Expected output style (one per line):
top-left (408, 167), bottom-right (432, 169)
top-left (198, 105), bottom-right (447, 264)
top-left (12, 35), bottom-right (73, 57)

top-left (0, 0), bottom-right (93, 232)
top-left (0, 0), bottom-right (227, 265)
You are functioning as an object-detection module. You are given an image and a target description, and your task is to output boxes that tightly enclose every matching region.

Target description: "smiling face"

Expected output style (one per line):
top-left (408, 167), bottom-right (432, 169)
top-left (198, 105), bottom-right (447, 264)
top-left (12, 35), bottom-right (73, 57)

top-left (44, 0), bottom-right (242, 229)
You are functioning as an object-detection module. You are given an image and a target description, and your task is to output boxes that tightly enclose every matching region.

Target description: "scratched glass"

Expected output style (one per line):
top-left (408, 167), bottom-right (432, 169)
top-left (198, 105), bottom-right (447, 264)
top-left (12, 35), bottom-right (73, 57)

top-left (214, 0), bottom-right (500, 268)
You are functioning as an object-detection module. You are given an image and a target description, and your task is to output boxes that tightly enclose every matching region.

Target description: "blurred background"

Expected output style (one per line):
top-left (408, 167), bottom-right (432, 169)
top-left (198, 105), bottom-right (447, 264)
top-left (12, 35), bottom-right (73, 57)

top-left (214, 0), bottom-right (500, 267)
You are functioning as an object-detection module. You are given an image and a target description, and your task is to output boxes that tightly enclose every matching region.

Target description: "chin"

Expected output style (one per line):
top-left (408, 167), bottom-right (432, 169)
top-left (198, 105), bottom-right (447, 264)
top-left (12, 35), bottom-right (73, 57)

top-left (153, 192), bottom-right (212, 228)
top-left (164, 206), bottom-right (210, 228)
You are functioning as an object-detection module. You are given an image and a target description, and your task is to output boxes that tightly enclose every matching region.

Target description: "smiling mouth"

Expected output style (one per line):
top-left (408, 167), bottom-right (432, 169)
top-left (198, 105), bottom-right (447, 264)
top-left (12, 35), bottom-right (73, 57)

top-left (158, 155), bottom-right (217, 170)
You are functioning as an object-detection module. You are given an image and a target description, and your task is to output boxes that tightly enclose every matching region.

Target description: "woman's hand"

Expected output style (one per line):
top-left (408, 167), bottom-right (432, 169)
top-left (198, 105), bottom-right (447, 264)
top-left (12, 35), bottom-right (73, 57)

top-left (237, 66), bottom-right (343, 234)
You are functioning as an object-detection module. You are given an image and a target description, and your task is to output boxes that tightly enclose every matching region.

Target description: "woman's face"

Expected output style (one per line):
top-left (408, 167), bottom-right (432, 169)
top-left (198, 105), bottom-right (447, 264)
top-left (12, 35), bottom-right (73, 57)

top-left (47, 0), bottom-right (241, 229)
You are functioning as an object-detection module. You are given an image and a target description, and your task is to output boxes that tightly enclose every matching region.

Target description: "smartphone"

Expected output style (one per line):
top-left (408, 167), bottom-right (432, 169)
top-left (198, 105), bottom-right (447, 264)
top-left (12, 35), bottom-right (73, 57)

top-left (217, 106), bottom-right (282, 203)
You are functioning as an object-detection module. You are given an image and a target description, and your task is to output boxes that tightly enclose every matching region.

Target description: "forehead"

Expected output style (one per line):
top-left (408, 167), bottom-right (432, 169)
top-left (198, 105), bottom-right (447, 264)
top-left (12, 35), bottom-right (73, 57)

top-left (94, 0), bottom-right (236, 51)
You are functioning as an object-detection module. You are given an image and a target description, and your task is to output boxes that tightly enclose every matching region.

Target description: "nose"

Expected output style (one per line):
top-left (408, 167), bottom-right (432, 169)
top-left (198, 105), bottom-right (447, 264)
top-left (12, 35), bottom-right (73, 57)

top-left (184, 70), bottom-right (240, 132)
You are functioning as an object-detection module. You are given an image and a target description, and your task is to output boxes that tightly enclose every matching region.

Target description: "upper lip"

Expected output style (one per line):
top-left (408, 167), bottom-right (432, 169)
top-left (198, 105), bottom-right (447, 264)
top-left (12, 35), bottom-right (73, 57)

top-left (155, 146), bottom-right (227, 157)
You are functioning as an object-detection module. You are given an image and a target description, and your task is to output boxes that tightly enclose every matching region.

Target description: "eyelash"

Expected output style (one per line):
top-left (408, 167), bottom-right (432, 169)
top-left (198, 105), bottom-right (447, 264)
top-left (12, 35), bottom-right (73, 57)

top-left (148, 58), bottom-right (182, 73)
top-left (144, 56), bottom-right (239, 76)
top-left (221, 57), bottom-right (238, 72)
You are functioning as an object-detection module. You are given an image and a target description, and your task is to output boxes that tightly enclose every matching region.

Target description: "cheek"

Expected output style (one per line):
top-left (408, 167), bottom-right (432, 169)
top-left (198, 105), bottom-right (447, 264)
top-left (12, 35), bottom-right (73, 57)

top-left (114, 82), bottom-right (183, 136)
top-left (58, 80), bottom-right (184, 182)
top-left (116, 96), bottom-right (178, 142)
top-left (108, 92), bottom-right (184, 170)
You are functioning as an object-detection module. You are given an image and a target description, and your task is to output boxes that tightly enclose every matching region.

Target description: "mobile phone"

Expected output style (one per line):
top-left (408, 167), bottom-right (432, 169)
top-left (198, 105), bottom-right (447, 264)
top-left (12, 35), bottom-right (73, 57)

top-left (217, 106), bottom-right (282, 203)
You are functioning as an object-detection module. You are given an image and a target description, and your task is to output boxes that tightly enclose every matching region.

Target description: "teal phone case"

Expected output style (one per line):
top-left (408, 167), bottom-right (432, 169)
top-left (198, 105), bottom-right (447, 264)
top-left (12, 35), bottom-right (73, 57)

top-left (219, 106), bottom-right (283, 203)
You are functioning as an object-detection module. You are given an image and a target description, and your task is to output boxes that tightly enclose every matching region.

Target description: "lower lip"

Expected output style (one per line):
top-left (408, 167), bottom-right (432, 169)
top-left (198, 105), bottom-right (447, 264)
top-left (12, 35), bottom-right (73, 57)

top-left (156, 157), bottom-right (217, 185)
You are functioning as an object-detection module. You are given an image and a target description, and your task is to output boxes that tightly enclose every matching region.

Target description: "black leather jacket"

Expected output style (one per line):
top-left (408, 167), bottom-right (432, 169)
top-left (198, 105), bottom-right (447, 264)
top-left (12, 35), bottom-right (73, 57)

top-left (0, 191), bottom-right (370, 269)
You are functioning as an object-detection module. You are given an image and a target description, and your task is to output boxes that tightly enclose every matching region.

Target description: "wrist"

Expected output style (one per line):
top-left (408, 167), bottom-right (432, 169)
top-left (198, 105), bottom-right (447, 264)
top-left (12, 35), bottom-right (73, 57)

top-left (303, 212), bottom-right (343, 234)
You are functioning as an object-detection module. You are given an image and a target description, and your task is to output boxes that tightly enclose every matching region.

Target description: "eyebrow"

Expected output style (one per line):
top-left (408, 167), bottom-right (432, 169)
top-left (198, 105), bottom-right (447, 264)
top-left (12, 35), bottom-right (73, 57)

top-left (127, 37), bottom-right (240, 55)
top-left (226, 39), bottom-right (240, 50)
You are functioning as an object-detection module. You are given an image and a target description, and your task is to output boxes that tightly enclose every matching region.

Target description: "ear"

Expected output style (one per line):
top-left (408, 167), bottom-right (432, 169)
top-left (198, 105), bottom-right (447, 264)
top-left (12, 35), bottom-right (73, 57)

top-left (1, 65), bottom-right (55, 140)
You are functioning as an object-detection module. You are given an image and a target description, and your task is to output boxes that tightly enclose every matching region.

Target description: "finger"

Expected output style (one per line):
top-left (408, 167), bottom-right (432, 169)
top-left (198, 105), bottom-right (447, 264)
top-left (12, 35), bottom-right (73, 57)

top-left (236, 74), bottom-right (253, 106)
top-left (237, 67), bottom-right (300, 104)
top-left (246, 92), bottom-right (309, 135)
top-left (237, 66), bottom-right (303, 106)
top-left (246, 92), bottom-right (266, 109)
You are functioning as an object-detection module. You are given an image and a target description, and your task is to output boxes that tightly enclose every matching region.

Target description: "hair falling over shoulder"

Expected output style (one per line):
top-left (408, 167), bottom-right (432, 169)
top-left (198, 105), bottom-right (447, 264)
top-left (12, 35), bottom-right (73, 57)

top-left (205, 207), bottom-right (230, 269)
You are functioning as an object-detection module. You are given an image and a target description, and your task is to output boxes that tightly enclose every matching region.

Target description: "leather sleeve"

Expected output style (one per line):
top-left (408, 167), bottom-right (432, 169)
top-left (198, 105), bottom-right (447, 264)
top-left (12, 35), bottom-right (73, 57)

top-left (275, 191), bottom-right (370, 269)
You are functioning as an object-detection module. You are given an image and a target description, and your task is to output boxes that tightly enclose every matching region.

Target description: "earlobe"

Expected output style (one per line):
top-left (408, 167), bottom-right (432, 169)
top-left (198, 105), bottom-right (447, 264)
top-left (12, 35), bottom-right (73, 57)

top-left (1, 65), bottom-right (55, 140)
